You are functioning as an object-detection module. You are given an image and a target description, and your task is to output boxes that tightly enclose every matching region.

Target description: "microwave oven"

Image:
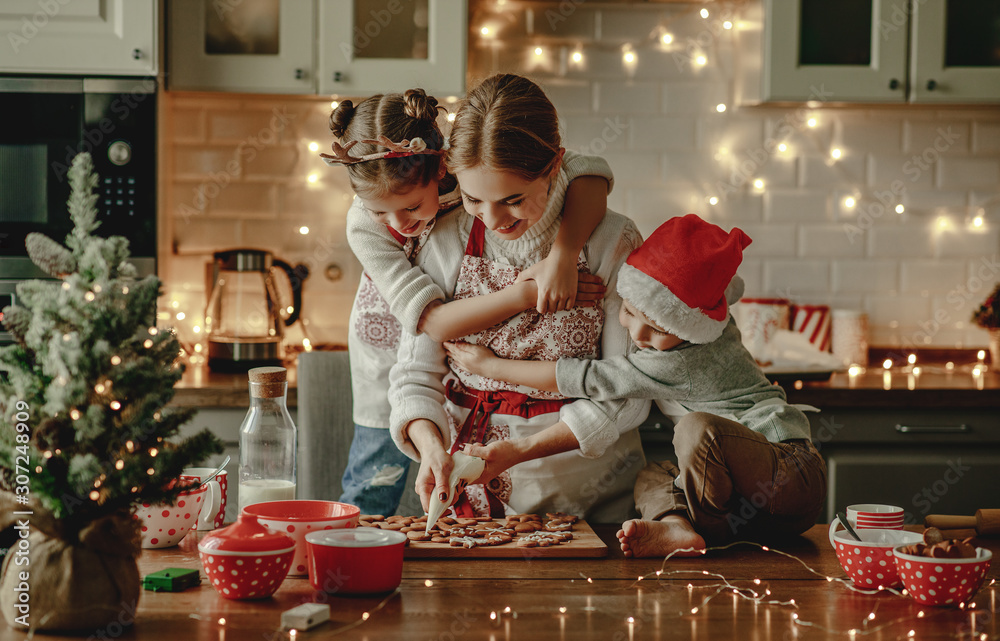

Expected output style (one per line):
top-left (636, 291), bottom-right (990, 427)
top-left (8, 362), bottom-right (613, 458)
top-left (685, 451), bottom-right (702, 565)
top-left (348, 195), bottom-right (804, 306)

top-left (0, 76), bottom-right (156, 344)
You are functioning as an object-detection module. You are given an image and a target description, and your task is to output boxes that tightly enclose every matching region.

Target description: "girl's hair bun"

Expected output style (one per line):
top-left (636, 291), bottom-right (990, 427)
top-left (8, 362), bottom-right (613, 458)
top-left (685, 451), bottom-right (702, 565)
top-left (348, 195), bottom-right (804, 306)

top-left (329, 100), bottom-right (356, 139)
top-left (403, 88), bottom-right (440, 123)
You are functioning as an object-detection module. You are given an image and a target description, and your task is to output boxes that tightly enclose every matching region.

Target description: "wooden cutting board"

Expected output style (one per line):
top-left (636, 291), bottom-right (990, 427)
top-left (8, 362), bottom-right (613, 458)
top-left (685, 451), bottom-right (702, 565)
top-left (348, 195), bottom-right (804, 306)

top-left (403, 519), bottom-right (608, 559)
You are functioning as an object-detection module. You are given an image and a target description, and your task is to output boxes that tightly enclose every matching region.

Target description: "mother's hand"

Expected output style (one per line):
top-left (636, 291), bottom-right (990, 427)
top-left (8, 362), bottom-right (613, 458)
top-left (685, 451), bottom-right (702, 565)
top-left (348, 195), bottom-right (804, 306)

top-left (462, 440), bottom-right (526, 486)
top-left (407, 419), bottom-right (455, 512)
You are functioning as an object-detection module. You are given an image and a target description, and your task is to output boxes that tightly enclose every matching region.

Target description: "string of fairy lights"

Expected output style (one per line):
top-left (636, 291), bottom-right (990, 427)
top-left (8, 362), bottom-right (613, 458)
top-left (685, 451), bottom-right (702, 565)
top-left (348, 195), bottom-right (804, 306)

top-left (197, 539), bottom-right (995, 639)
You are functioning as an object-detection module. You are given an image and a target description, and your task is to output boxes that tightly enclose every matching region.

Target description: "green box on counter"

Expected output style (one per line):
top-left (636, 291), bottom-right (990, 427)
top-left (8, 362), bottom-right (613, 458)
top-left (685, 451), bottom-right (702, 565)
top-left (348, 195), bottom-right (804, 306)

top-left (142, 568), bottom-right (201, 592)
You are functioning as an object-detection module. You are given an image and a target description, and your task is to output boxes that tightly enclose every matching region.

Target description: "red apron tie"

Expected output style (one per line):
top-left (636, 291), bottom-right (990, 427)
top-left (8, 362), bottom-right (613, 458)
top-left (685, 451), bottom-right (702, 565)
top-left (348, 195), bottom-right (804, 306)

top-left (445, 381), bottom-right (572, 518)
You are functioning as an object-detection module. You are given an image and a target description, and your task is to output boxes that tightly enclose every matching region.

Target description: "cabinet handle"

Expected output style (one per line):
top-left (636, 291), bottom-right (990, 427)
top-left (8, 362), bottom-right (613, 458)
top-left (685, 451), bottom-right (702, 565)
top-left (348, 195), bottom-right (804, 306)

top-left (888, 78), bottom-right (900, 90)
top-left (132, 48), bottom-right (142, 60)
top-left (332, 71), bottom-right (343, 83)
top-left (895, 424), bottom-right (969, 434)
top-left (926, 79), bottom-right (938, 91)
top-left (295, 68), bottom-right (304, 80)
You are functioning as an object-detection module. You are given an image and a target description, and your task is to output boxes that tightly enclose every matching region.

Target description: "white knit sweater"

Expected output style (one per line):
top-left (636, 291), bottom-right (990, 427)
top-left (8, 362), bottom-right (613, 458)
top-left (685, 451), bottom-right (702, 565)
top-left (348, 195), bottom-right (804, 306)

top-left (388, 170), bottom-right (650, 459)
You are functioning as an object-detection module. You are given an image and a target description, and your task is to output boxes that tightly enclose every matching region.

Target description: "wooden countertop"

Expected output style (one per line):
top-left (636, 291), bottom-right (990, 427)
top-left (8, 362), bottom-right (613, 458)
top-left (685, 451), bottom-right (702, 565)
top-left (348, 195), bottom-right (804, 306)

top-left (4, 525), bottom-right (996, 640)
top-left (169, 358), bottom-right (1000, 410)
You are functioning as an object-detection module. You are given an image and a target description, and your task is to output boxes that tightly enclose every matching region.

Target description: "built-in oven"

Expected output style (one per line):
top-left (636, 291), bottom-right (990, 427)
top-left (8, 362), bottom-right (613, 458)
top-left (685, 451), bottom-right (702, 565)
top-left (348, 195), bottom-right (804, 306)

top-left (0, 76), bottom-right (157, 344)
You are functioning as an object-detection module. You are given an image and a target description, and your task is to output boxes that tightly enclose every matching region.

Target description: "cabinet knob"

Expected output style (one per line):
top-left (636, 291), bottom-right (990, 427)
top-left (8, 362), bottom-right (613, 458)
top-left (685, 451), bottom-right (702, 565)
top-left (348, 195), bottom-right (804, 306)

top-left (926, 79), bottom-right (938, 91)
top-left (295, 68), bottom-right (304, 80)
top-left (888, 78), bottom-right (900, 90)
top-left (332, 71), bottom-right (343, 83)
top-left (132, 48), bottom-right (142, 60)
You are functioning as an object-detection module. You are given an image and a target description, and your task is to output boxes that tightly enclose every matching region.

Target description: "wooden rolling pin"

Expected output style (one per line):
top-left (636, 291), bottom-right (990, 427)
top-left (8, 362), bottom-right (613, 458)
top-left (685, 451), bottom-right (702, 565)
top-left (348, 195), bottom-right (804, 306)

top-left (925, 509), bottom-right (1000, 536)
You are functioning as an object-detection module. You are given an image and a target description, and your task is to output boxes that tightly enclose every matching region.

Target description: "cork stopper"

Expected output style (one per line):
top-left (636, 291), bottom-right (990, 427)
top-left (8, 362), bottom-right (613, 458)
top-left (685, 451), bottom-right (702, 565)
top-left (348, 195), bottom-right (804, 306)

top-left (248, 366), bottom-right (287, 398)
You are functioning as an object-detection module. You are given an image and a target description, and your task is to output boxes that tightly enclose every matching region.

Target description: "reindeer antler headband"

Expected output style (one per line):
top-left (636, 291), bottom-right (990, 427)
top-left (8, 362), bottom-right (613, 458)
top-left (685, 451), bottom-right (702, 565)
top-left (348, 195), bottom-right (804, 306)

top-left (319, 135), bottom-right (445, 166)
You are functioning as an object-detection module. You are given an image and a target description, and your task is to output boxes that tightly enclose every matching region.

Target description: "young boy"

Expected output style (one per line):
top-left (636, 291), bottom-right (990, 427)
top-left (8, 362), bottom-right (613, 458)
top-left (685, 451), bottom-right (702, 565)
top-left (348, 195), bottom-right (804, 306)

top-left (446, 214), bottom-right (828, 558)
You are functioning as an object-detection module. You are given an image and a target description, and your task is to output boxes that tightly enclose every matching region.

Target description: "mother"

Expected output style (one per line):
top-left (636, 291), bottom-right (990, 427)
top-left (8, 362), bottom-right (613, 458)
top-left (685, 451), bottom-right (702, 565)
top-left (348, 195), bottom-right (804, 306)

top-left (388, 74), bottom-right (648, 522)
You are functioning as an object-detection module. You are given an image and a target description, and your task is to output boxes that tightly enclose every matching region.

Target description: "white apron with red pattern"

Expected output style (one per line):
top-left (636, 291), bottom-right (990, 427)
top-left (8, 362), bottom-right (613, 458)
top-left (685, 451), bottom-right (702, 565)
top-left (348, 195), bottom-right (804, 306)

top-left (348, 222), bottom-right (435, 427)
top-left (445, 218), bottom-right (642, 521)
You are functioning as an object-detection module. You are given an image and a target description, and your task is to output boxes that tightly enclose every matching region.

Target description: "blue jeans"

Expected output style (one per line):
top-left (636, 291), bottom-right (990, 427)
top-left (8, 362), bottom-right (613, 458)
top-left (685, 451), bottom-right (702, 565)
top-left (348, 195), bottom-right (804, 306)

top-left (339, 425), bottom-right (411, 516)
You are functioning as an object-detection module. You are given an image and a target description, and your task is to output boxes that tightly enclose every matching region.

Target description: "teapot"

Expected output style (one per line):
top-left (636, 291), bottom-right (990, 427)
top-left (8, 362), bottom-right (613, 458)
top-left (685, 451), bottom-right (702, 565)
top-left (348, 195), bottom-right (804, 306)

top-left (204, 249), bottom-right (309, 371)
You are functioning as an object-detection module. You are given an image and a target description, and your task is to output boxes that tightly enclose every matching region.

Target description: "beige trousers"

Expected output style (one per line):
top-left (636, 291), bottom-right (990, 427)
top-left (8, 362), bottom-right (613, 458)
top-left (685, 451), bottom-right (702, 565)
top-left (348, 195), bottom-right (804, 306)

top-left (634, 412), bottom-right (827, 544)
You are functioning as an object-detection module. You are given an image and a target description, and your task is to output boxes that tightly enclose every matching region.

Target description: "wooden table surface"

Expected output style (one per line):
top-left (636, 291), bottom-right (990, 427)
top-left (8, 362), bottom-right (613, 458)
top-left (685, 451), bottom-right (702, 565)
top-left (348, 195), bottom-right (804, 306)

top-left (3, 525), bottom-right (997, 641)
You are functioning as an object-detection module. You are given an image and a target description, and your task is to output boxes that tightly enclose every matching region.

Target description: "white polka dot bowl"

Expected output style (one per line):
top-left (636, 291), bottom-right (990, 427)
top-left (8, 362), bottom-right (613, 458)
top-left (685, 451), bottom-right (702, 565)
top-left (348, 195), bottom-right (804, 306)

top-left (241, 500), bottom-right (360, 577)
top-left (832, 528), bottom-right (924, 589)
top-left (197, 514), bottom-right (296, 600)
top-left (894, 546), bottom-right (992, 607)
top-left (134, 475), bottom-right (208, 549)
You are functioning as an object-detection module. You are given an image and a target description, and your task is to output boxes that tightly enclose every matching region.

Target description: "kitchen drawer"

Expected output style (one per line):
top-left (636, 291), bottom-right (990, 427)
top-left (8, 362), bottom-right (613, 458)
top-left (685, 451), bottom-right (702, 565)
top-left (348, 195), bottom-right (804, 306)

top-left (825, 448), bottom-right (1000, 525)
top-left (808, 409), bottom-right (1000, 446)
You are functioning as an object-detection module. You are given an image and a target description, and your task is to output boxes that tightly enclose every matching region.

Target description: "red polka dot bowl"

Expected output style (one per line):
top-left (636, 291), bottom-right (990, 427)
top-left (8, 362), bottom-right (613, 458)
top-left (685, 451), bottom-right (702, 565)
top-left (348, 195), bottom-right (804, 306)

top-left (894, 546), bottom-right (992, 607)
top-left (832, 528), bottom-right (924, 589)
top-left (241, 500), bottom-right (360, 577)
top-left (198, 514), bottom-right (296, 600)
top-left (305, 528), bottom-right (407, 594)
top-left (133, 475), bottom-right (207, 549)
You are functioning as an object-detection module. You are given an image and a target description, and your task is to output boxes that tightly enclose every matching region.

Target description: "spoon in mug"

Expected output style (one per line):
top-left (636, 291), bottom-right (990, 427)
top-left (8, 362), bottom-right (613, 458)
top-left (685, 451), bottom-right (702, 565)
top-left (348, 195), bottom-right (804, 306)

top-left (837, 511), bottom-right (862, 541)
top-left (197, 455), bottom-right (231, 488)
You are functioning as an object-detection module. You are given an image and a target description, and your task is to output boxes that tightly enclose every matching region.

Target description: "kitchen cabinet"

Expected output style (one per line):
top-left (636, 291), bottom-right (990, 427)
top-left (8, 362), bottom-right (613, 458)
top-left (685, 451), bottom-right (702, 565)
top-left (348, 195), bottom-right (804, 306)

top-left (168, 0), bottom-right (466, 96)
top-left (0, 0), bottom-right (157, 75)
top-left (757, 0), bottom-right (1000, 103)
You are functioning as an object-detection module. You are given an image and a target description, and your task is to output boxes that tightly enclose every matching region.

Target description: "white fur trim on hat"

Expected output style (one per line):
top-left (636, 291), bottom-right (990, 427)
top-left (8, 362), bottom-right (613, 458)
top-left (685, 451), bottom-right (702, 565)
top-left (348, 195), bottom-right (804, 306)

top-left (616, 263), bottom-right (728, 344)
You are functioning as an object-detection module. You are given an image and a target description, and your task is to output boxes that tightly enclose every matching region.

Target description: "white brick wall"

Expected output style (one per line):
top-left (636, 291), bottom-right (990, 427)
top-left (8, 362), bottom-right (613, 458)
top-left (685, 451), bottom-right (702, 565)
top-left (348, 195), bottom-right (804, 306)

top-left (468, 1), bottom-right (999, 349)
top-left (162, 1), bottom-right (1000, 349)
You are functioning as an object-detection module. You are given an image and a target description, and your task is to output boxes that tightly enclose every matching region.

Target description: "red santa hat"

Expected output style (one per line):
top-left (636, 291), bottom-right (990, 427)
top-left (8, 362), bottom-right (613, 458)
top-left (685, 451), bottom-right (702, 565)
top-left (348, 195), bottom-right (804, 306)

top-left (616, 214), bottom-right (752, 344)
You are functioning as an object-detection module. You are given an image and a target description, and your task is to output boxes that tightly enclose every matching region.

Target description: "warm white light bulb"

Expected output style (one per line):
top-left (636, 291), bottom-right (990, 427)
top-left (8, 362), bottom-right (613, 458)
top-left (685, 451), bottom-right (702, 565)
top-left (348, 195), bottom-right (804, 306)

top-left (708, 196), bottom-right (719, 205)
top-left (895, 204), bottom-right (905, 214)
top-left (716, 103), bottom-right (726, 113)
top-left (777, 143), bottom-right (787, 152)
top-left (883, 359), bottom-right (893, 369)
top-left (723, 21), bottom-right (733, 29)
top-left (299, 226), bottom-right (310, 235)
top-left (844, 196), bottom-right (856, 208)
top-left (624, 51), bottom-right (636, 64)
top-left (330, 100), bottom-right (339, 110)
top-left (447, 113), bottom-right (456, 122)
top-left (831, 148), bottom-right (842, 159)
top-left (307, 172), bottom-right (319, 184)
top-left (534, 47), bottom-right (543, 56)
top-left (176, 312), bottom-right (186, 321)
top-left (571, 51), bottom-right (583, 63)
top-left (973, 216), bottom-right (984, 227)
top-left (907, 353), bottom-right (916, 364)
top-left (700, 8), bottom-right (709, 18)
top-left (807, 117), bottom-right (817, 128)
top-left (308, 141), bottom-right (319, 152)
top-left (480, 26), bottom-right (490, 36)
top-left (661, 33), bottom-right (673, 45)
top-left (753, 179), bottom-right (764, 190)
top-left (695, 55), bottom-right (707, 66)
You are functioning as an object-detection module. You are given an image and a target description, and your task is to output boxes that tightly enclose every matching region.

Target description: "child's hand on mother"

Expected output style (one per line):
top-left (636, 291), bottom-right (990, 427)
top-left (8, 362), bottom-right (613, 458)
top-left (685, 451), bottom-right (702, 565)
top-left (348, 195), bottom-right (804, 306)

top-left (516, 258), bottom-right (605, 314)
top-left (444, 341), bottom-right (497, 377)
top-left (461, 440), bottom-right (526, 486)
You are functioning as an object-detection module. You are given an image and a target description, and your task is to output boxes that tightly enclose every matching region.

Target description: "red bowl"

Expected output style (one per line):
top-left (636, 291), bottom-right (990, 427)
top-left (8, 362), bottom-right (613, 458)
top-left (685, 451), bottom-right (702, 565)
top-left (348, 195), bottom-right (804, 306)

top-left (832, 529), bottom-right (923, 588)
top-left (305, 528), bottom-right (407, 595)
top-left (894, 547), bottom-right (992, 607)
top-left (242, 500), bottom-right (360, 576)
top-left (199, 547), bottom-right (295, 600)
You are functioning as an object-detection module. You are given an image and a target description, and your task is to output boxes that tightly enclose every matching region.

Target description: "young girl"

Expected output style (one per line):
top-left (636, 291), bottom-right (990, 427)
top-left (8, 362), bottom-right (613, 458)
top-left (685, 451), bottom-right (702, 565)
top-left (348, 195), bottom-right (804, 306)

top-left (386, 74), bottom-right (650, 522)
top-left (325, 88), bottom-right (615, 516)
top-left (445, 214), bottom-right (828, 557)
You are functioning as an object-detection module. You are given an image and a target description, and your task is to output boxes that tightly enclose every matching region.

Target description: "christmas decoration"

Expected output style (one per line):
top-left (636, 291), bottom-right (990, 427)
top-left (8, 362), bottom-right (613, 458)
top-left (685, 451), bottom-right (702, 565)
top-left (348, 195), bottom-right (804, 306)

top-left (0, 152), bottom-right (223, 632)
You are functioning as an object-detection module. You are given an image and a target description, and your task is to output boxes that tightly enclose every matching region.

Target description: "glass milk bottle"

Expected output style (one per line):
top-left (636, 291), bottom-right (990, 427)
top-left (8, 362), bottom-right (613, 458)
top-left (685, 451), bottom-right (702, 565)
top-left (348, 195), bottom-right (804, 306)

top-left (238, 366), bottom-right (296, 511)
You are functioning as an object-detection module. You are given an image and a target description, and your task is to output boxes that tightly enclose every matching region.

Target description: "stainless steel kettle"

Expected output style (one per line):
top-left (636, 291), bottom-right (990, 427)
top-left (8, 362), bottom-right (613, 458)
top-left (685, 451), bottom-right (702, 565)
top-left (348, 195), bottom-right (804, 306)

top-left (204, 249), bottom-right (309, 372)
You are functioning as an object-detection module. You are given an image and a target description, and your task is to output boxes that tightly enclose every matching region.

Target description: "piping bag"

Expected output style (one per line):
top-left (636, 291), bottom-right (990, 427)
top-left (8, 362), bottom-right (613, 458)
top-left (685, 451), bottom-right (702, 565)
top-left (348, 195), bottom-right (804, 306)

top-left (424, 452), bottom-right (486, 535)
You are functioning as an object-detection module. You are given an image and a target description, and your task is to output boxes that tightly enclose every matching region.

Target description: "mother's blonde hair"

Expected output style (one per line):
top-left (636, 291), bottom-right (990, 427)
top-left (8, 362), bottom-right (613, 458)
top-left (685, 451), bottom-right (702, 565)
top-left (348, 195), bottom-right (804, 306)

top-left (448, 74), bottom-right (562, 181)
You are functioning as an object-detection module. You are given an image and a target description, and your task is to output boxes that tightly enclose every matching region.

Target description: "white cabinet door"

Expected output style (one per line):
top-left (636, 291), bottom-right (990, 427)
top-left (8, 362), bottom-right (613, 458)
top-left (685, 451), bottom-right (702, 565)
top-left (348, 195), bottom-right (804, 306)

top-left (169, 0), bottom-right (315, 94)
top-left (910, 0), bottom-right (1000, 103)
top-left (317, 0), bottom-right (465, 96)
top-left (763, 0), bottom-right (908, 102)
top-left (0, 0), bottom-right (156, 75)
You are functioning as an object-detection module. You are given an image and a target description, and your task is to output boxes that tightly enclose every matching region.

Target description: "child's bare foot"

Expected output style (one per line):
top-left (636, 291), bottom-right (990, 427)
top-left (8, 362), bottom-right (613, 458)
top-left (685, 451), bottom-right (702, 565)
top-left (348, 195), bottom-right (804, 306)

top-left (616, 514), bottom-right (706, 558)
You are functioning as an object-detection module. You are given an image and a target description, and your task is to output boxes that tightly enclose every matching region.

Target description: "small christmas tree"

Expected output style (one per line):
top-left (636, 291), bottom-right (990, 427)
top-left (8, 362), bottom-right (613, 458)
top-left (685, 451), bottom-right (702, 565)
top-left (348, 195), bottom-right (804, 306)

top-left (0, 152), bottom-right (222, 538)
